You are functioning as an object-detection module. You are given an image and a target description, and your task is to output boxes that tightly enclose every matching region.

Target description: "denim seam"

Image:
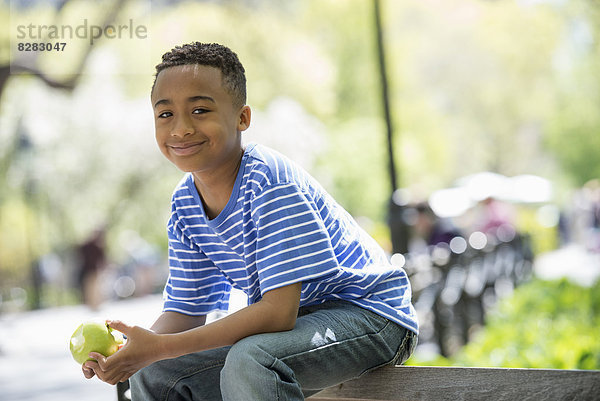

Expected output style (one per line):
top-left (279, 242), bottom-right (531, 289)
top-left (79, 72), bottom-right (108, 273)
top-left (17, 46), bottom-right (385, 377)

top-left (162, 360), bottom-right (226, 401)
top-left (392, 329), bottom-right (416, 365)
top-left (266, 360), bottom-right (282, 401)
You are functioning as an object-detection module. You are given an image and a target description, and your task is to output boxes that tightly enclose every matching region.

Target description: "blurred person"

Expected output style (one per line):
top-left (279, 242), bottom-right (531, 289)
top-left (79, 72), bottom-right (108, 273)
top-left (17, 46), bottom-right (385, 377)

top-left (592, 195), bottom-right (600, 252)
top-left (76, 227), bottom-right (107, 310)
top-left (118, 230), bottom-right (162, 297)
top-left (82, 42), bottom-right (418, 400)
top-left (411, 202), bottom-right (463, 250)
top-left (474, 196), bottom-right (516, 237)
top-left (557, 209), bottom-right (571, 246)
top-left (584, 179), bottom-right (600, 252)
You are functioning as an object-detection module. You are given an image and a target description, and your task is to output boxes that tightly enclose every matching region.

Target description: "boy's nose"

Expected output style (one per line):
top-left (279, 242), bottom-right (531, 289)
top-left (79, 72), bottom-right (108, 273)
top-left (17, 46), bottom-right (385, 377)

top-left (171, 115), bottom-right (195, 137)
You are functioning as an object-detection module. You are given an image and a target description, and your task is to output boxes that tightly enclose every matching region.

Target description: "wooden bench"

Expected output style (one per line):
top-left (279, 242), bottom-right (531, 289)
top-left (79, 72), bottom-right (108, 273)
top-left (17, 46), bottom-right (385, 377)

top-left (117, 365), bottom-right (600, 400)
top-left (308, 365), bottom-right (600, 400)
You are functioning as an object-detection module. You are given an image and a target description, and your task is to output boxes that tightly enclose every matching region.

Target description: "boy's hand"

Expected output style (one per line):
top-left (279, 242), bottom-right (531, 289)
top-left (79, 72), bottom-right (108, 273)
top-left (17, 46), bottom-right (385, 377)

top-left (82, 283), bottom-right (302, 383)
top-left (82, 363), bottom-right (96, 379)
top-left (83, 320), bottom-right (164, 385)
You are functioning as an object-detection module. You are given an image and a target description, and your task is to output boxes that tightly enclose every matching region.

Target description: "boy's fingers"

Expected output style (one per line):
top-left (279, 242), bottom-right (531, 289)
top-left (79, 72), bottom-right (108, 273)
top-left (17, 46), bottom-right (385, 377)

top-left (84, 361), bottom-right (106, 381)
top-left (82, 364), bottom-right (95, 379)
top-left (88, 352), bottom-right (108, 369)
top-left (84, 360), bottom-right (98, 372)
top-left (107, 319), bottom-right (131, 334)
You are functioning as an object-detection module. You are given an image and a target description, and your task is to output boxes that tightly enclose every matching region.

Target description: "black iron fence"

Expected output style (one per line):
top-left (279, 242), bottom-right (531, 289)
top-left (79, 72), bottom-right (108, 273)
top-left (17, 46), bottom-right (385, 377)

top-left (403, 231), bottom-right (534, 357)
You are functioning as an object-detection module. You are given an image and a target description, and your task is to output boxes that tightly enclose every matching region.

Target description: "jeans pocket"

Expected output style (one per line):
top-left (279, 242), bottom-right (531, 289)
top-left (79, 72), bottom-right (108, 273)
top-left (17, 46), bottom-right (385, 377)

top-left (392, 329), bottom-right (418, 365)
top-left (357, 323), bottom-right (417, 378)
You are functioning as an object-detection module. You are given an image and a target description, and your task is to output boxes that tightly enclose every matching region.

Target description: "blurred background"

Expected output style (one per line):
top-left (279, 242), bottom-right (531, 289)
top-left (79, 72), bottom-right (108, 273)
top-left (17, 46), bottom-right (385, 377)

top-left (1, 0), bottom-right (599, 399)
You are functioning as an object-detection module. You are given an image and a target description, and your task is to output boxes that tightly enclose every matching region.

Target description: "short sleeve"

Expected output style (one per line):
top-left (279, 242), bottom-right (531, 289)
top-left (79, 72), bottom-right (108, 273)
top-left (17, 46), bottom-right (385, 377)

top-left (250, 183), bottom-right (340, 295)
top-left (163, 227), bottom-right (231, 315)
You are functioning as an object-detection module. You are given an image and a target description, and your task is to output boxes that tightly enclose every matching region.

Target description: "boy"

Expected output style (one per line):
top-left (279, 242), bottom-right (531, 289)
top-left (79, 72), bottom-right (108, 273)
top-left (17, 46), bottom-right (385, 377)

top-left (83, 42), bottom-right (418, 400)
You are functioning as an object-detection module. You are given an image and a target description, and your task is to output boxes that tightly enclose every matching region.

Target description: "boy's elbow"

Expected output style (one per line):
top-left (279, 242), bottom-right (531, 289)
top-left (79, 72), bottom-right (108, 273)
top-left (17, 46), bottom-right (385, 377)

top-left (260, 282), bottom-right (302, 332)
top-left (264, 303), bottom-right (298, 332)
top-left (279, 313), bottom-right (297, 331)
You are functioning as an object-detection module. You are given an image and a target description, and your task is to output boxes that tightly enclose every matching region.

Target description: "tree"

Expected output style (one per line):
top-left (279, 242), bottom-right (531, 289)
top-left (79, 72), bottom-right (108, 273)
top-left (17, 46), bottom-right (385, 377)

top-left (545, 0), bottom-right (600, 186)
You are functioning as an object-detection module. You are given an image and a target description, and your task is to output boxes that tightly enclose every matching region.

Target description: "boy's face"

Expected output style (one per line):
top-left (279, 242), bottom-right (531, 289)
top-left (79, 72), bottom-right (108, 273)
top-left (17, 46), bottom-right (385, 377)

top-left (151, 65), bottom-right (250, 174)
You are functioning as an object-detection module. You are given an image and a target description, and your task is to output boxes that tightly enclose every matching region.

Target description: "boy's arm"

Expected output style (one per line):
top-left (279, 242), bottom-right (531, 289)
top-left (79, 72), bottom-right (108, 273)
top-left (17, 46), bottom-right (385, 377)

top-left (164, 281), bottom-right (302, 355)
top-left (150, 311), bottom-right (207, 334)
top-left (86, 282), bottom-right (302, 385)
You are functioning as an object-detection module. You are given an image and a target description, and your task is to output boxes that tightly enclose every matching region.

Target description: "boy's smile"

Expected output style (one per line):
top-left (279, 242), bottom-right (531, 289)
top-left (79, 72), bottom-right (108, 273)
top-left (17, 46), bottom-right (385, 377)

top-left (151, 64), bottom-right (250, 175)
top-left (169, 140), bottom-right (207, 157)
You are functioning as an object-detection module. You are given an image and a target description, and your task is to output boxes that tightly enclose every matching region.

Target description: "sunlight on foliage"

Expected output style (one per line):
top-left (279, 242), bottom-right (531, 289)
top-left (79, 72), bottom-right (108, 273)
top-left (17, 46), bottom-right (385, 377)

top-left (408, 278), bottom-right (600, 370)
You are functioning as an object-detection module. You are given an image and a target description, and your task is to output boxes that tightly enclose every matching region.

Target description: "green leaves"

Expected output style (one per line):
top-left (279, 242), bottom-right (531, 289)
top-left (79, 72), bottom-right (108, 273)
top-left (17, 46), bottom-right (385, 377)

top-left (411, 278), bottom-right (600, 370)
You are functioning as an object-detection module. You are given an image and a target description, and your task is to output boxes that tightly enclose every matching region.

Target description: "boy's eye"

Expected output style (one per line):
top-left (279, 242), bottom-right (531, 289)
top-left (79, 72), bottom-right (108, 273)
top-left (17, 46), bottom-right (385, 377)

top-left (157, 111), bottom-right (172, 118)
top-left (192, 108), bottom-right (209, 115)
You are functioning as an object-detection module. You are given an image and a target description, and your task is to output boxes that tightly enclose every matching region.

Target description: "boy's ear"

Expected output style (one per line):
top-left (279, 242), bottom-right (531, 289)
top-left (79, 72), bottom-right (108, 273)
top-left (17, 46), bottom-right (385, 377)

top-left (237, 105), bottom-right (251, 132)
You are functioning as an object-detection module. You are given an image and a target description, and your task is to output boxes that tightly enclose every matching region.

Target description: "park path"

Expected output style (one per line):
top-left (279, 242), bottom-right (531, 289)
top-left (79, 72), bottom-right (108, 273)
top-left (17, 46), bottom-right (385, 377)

top-left (0, 289), bottom-right (247, 401)
top-left (0, 295), bottom-right (163, 401)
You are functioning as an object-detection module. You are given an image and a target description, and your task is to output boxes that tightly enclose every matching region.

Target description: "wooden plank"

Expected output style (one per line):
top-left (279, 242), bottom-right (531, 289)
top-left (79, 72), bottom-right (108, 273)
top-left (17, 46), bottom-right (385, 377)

top-left (309, 396), bottom-right (396, 401)
top-left (308, 365), bottom-right (600, 401)
top-left (308, 395), bottom-right (373, 401)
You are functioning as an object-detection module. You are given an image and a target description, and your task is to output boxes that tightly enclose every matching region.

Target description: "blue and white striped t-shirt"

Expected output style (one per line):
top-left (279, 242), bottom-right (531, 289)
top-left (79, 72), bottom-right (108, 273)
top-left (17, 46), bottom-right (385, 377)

top-left (164, 143), bottom-right (418, 334)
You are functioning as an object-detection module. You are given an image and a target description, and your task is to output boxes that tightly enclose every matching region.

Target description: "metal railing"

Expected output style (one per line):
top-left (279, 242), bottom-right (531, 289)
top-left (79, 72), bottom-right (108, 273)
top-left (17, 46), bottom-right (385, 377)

top-left (404, 230), bottom-right (534, 357)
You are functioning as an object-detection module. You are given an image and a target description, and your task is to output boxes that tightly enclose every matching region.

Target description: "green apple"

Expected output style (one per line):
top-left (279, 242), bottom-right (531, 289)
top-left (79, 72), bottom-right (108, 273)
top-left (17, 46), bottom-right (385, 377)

top-left (69, 319), bottom-right (124, 365)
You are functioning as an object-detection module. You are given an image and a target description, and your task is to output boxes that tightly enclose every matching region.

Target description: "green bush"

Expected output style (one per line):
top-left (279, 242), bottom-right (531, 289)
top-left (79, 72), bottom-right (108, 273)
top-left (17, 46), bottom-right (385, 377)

top-left (409, 278), bottom-right (600, 370)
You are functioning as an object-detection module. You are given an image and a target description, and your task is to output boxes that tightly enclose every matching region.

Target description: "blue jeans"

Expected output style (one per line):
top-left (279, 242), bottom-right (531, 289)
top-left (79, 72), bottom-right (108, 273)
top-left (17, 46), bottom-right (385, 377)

top-left (130, 300), bottom-right (417, 401)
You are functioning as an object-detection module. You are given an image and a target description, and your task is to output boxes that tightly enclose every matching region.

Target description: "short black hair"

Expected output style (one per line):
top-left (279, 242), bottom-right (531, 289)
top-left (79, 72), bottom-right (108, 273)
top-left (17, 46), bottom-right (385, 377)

top-left (152, 42), bottom-right (247, 107)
